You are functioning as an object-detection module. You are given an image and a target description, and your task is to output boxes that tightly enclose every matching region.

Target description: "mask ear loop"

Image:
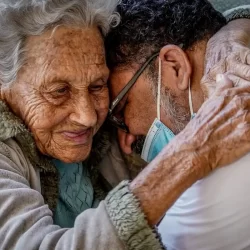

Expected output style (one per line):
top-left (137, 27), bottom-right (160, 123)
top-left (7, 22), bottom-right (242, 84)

top-left (157, 58), bottom-right (162, 120)
top-left (188, 79), bottom-right (195, 119)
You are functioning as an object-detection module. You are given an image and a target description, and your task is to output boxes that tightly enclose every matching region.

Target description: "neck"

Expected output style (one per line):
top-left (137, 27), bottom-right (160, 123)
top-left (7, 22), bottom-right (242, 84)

top-left (186, 40), bottom-right (208, 112)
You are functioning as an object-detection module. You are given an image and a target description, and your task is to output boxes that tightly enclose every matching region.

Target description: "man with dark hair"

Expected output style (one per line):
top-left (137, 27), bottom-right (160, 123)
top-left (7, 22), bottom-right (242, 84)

top-left (106, 0), bottom-right (250, 249)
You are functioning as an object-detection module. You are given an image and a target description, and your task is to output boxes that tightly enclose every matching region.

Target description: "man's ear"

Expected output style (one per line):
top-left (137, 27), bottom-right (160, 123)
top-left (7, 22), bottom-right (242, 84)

top-left (159, 45), bottom-right (191, 91)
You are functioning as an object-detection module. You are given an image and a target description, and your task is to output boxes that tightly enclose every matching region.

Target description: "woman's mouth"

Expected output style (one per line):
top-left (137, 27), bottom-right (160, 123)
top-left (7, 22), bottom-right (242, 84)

top-left (62, 129), bottom-right (92, 144)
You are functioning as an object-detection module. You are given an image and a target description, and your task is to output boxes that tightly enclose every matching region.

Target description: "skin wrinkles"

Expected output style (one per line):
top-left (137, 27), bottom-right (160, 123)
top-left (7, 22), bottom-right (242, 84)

top-left (130, 78), bottom-right (250, 225)
top-left (1, 26), bottom-right (109, 163)
top-left (105, 0), bottom-right (250, 227)
top-left (109, 43), bottom-right (206, 155)
top-left (109, 23), bottom-right (250, 225)
top-left (110, 68), bottom-right (158, 136)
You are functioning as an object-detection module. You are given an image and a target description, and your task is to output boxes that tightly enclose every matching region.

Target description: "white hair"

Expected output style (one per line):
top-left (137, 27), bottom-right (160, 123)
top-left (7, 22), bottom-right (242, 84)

top-left (0, 0), bottom-right (120, 87)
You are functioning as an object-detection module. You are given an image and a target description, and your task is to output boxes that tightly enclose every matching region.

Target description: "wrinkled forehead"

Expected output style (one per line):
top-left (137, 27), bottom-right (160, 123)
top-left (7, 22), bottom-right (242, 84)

top-left (25, 26), bottom-right (106, 68)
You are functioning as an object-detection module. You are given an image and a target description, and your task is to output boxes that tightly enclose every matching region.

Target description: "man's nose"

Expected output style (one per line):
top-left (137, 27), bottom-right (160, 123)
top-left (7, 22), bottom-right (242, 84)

top-left (69, 94), bottom-right (97, 127)
top-left (117, 129), bottom-right (136, 155)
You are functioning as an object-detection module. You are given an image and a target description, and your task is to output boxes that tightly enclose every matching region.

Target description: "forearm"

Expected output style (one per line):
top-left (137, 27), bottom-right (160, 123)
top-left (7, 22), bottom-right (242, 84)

top-left (130, 137), bottom-right (208, 226)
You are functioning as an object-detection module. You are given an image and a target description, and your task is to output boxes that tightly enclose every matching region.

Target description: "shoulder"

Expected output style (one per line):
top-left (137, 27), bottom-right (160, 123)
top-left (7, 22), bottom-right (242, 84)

top-left (210, 0), bottom-right (250, 12)
top-left (223, 5), bottom-right (250, 21)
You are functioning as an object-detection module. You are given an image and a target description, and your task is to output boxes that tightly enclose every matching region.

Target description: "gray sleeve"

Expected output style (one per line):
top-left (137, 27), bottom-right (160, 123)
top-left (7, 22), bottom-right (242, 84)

top-left (223, 5), bottom-right (250, 22)
top-left (0, 141), bottom-right (164, 250)
top-left (210, 0), bottom-right (250, 13)
top-left (105, 181), bottom-right (165, 250)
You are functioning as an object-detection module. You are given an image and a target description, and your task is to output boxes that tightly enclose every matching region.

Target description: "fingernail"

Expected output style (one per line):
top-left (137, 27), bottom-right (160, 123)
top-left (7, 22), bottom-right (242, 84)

top-left (216, 74), bottom-right (224, 82)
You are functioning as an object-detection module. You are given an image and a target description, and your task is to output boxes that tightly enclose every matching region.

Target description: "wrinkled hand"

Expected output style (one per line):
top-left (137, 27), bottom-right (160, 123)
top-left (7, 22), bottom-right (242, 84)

top-left (201, 19), bottom-right (250, 97)
top-left (176, 74), bottom-right (250, 178)
top-left (130, 72), bottom-right (250, 225)
top-left (131, 75), bottom-right (250, 226)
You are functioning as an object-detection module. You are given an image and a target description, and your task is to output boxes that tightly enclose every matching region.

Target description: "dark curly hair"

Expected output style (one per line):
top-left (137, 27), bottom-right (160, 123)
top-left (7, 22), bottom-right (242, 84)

top-left (105, 0), bottom-right (226, 69)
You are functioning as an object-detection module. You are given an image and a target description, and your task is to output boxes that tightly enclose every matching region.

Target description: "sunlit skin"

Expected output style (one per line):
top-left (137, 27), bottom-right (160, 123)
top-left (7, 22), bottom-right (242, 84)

top-left (109, 43), bottom-right (206, 155)
top-left (1, 26), bottom-right (110, 163)
top-left (125, 29), bottom-right (250, 225)
top-left (109, 68), bottom-right (158, 154)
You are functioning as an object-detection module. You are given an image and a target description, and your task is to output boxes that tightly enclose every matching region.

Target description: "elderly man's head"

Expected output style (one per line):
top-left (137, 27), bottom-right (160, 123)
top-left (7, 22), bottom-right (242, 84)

top-left (0, 0), bottom-right (119, 163)
top-left (106, 0), bottom-right (226, 155)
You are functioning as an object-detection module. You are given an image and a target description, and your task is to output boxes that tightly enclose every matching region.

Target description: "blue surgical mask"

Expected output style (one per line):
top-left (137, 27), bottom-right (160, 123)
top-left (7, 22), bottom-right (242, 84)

top-left (141, 58), bottom-right (195, 163)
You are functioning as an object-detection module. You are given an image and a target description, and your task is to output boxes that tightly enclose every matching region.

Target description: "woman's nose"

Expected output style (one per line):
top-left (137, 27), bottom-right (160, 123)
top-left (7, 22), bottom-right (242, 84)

top-left (69, 95), bottom-right (97, 127)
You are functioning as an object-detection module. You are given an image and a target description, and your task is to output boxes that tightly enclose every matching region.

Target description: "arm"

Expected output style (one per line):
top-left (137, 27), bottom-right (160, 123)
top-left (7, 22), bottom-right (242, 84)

top-left (3, 81), bottom-right (250, 250)
top-left (107, 75), bottom-right (250, 227)
top-left (4, 8), bottom-right (250, 250)
top-left (129, 143), bottom-right (203, 226)
top-left (105, 6), bottom-right (250, 247)
top-left (138, 7), bottom-right (250, 224)
top-left (132, 3), bottom-right (250, 229)
top-left (132, 5), bottom-right (250, 223)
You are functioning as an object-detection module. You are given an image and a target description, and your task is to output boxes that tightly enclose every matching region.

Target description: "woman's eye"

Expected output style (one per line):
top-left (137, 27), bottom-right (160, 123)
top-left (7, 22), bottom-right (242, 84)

top-left (89, 85), bottom-right (104, 92)
top-left (48, 86), bottom-right (69, 101)
top-left (42, 84), bottom-right (70, 105)
top-left (56, 87), bottom-right (68, 94)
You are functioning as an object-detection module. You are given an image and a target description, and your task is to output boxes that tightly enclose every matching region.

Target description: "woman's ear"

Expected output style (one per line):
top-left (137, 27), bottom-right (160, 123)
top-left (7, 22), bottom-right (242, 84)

top-left (159, 45), bottom-right (191, 91)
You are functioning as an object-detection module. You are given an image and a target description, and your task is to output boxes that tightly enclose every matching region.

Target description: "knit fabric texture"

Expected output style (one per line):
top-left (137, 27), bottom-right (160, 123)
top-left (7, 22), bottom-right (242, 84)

top-left (210, 0), bottom-right (250, 12)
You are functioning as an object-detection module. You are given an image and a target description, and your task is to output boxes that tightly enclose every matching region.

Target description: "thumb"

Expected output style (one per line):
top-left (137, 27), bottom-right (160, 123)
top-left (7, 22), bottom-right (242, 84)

top-left (214, 74), bottom-right (233, 96)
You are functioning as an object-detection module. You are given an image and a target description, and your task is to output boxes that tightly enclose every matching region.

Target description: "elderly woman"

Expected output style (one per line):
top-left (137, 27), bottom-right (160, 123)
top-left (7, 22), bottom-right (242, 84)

top-left (1, 0), bottom-right (250, 250)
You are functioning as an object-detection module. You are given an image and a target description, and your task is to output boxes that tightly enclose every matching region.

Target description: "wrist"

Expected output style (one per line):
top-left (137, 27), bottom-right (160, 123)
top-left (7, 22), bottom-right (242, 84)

top-left (105, 181), bottom-right (164, 250)
top-left (130, 137), bottom-right (209, 226)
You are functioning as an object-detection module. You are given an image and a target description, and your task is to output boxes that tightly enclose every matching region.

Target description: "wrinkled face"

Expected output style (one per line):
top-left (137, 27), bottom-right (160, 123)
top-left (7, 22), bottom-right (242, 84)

top-left (2, 26), bottom-right (109, 163)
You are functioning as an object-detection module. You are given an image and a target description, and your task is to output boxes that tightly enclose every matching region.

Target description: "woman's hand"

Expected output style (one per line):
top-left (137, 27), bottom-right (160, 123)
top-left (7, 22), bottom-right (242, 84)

top-left (131, 18), bottom-right (250, 228)
top-left (180, 74), bottom-right (250, 173)
top-left (131, 74), bottom-right (250, 226)
top-left (202, 19), bottom-right (250, 97)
